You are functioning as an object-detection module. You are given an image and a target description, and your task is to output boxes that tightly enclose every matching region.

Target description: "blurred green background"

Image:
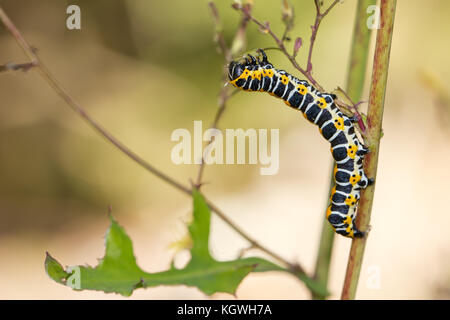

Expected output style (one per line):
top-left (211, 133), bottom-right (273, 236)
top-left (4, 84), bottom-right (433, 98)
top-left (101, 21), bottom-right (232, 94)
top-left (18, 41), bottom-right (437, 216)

top-left (0, 0), bottom-right (449, 299)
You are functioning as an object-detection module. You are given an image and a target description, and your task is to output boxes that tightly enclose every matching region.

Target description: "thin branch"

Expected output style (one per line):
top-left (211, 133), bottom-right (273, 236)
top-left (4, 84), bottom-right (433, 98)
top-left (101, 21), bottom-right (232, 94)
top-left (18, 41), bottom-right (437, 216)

top-left (234, 1), bottom-right (345, 101)
top-left (0, 61), bottom-right (37, 72)
top-left (230, 2), bottom-right (252, 57)
top-left (205, 199), bottom-right (297, 270)
top-left (194, 87), bottom-right (230, 188)
top-left (237, 0), bottom-right (364, 120)
top-left (0, 5), bottom-right (301, 274)
top-left (234, 4), bottom-right (317, 87)
top-left (0, 9), bottom-right (191, 195)
top-left (235, 0), bottom-right (369, 139)
top-left (195, 2), bottom-right (251, 189)
top-left (335, 86), bottom-right (367, 134)
top-left (321, 0), bottom-right (341, 17)
top-left (307, 0), bottom-right (341, 73)
top-left (341, 0), bottom-right (397, 300)
top-left (281, 0), bottom-right (295, 42)
top-left (281, 26), bottom-right (290, 43)
top-left (208, 1), bottom-right (231, 62)
top-left (314, 0), bottom-right (321, 14)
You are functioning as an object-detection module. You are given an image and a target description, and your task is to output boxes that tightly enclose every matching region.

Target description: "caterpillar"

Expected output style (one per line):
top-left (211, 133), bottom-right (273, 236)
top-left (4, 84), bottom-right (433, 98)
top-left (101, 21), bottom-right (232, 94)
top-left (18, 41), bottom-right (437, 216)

top-left (228, 49), bottom-right (373, 238)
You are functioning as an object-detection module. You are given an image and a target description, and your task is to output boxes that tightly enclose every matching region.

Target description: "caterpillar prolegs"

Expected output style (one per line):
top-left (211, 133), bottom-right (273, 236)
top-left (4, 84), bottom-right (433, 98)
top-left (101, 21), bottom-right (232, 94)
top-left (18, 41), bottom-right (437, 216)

top-left (228, 49), bottom-right (374, 238)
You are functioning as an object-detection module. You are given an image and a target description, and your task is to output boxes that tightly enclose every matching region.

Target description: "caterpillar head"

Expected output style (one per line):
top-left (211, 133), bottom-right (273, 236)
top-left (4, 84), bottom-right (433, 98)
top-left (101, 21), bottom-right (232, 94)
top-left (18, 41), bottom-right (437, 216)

top-left (228, 61), bottom-right (245, 82)
top-left (228, 54), bottom-right (257, 81)
top-left (228, 49), bottom-right (271, 82)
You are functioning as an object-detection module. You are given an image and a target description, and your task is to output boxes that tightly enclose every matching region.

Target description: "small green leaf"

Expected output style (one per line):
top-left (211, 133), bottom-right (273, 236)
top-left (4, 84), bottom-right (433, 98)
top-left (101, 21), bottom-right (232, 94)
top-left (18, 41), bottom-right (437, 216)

top-left (45, 252), bottom-right (70, 284)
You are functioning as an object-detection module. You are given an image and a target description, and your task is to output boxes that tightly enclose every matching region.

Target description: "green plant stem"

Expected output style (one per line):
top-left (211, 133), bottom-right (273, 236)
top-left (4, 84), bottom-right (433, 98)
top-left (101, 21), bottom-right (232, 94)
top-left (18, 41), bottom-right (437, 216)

top-left (341, 0), bottom-right (397, 300)
top-left (346, 0), bottom-right (377, 102)
top-left (312, 0), bottom-right (376, 300)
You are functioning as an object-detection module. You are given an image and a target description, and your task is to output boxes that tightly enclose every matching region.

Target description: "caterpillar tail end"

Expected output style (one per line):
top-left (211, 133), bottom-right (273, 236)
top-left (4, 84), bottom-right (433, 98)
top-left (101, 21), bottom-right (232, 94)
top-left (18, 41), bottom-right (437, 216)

top-left (336, 228), bottom-right (366, 239)
top-left (352, 228), bottom-right (366, 238)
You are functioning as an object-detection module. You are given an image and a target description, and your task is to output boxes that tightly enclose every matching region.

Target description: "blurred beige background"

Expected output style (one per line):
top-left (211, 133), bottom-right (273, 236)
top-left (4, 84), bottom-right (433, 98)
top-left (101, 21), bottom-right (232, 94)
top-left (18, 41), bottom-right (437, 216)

top-left (0, 0), bottom-right (449, 299)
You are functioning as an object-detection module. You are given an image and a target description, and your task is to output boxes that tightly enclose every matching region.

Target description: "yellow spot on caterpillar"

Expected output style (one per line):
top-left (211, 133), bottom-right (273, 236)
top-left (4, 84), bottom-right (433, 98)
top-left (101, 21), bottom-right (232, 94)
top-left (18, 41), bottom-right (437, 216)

top-left (330, 186), bottom-right (336, 200)
top-left (346, 225), bottom-right (352, 234)
top-left (349, 173), bottom-right (361, 186)
top-left (317, 97), bottom-right (327, 109)
top-left (347, 144), bottom-right (358, 159)
top-left (348, 229), bottom-right (354, 238)
top-left (345, 194), bottom-right (357, 207)
top-left (333, 164), bottom-right (338, 177)
top-left (326, 206), bottom-right (332, 218)
top-left (262, 69), bottom-right (271, 78)
top-left (229, 68), bottom-right (251, 87)
top-left (251, 70), bottom-right (261, 80)
top-left (333, 117), bottom-right (345, 130)
top-left (297, 84), bottom-right (307, 95)
top-left (343, 215), bottom-right (353, 225)
top-left (280, 74), bottom-right (289, 85)
top-left (284, 100), bottom-right (291, 106)
top-left (235, 69), bottom-right (250, 81)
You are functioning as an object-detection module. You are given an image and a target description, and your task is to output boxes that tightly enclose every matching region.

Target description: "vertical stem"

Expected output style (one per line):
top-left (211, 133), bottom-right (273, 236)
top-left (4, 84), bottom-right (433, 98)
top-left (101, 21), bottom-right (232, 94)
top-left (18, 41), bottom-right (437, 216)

top-left (312, 0), bottom-right (376, 300)
top-left (346, 0), bottom-right (377, 101)
top-left (341, 0), bottom-right (397, 300)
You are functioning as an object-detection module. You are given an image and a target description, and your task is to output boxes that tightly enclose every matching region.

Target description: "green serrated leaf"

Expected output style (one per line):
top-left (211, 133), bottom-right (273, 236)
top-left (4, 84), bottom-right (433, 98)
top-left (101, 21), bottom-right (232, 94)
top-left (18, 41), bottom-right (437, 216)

top-left (70, 216), bottom-right (148, 296)
top-left (45, 189), bottom-right (327, 297)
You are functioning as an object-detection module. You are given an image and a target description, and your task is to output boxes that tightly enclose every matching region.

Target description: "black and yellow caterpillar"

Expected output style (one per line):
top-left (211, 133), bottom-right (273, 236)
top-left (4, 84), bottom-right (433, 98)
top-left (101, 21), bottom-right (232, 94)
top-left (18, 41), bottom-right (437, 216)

top-left (228, 49), bottom-right (373, 238)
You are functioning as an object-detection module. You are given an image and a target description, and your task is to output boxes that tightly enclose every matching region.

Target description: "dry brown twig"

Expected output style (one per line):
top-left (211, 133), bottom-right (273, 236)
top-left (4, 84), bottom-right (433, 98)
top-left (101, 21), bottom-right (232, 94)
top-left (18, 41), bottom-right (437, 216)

top-left (0, 61), bottom-right (37, 72)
